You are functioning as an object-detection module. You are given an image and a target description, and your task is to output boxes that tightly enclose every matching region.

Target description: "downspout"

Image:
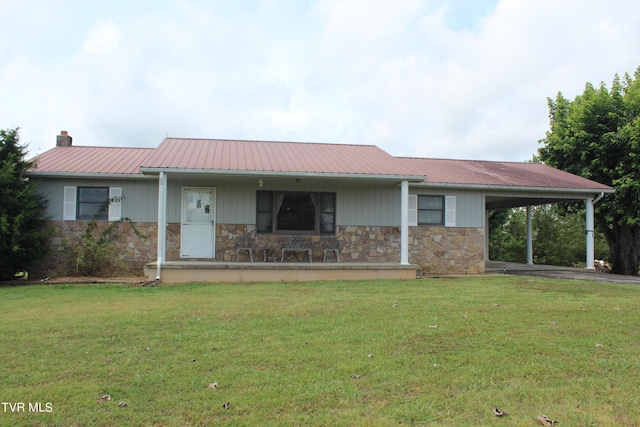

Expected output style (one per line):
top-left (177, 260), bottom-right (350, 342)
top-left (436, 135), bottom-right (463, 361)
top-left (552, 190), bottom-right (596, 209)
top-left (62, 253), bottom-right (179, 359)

top-left (156, 172), bottom-right (167, 280)
top-left (593, 191), bottom-right (605, 205)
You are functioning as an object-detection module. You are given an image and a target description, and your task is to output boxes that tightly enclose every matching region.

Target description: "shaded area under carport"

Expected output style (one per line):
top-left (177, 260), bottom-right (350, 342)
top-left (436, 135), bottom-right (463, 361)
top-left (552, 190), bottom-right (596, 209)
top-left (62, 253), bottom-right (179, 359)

top-left (485, 261), bottom-right (640, 285)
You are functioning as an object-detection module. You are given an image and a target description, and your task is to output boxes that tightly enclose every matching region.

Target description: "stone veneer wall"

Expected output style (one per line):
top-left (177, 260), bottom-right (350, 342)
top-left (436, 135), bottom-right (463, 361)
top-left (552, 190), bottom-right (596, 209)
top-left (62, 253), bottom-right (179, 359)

top-left (33, 221), bottom-right (159, 279)
top-left (218, 224), bottom-right (485, 274)
top-left (409, 226), bottom-right (485, 275)
top-left (35, 221), bottom-right (484, 278)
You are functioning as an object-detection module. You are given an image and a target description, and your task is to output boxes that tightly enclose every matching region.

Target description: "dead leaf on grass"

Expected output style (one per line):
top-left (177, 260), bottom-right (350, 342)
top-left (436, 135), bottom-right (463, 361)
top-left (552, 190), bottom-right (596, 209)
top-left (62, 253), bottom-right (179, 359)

top-left (118, 401), bottom-right (128, 408)
top-left (207, 382), bottom-right (219, 390)
top-left (537, 415), bottom-right (558, 426)
top-left (97, 394), bottom-right (111, 402)
top-left (222, 402), bottom-right (231, 409)
top-left (596, 343), bottom-right (604, 348)
top-left (428, 325), bottom-right (439, 329)
top-left (493, 407), bottom-right (508, 417)
top-left (105, 358), bottom-right (113, 364)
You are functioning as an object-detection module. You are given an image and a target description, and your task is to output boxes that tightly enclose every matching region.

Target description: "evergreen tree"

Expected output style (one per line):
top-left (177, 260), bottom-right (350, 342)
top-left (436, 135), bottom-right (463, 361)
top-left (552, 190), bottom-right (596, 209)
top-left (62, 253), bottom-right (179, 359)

top-left (0, 128), bottom-right (52, 280)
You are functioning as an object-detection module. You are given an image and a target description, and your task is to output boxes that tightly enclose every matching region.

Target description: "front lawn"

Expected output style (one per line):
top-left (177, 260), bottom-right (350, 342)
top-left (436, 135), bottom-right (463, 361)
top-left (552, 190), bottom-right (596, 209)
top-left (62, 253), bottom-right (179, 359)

top-left (1, 276), bottom-right (639, 426)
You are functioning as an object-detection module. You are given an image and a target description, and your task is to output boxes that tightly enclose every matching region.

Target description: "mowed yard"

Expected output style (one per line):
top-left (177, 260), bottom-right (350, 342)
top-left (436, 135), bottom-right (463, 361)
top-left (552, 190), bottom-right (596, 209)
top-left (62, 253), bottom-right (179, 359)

top-left (1, 276), bottom-right (639, 426)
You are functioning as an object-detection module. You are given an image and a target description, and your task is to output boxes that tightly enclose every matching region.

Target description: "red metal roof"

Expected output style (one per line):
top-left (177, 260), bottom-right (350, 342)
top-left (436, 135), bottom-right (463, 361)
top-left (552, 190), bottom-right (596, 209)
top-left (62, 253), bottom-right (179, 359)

top-left (31, 146), bottom-right (154, 175)
top-left (139, 138), bottom-right (415, 177)
top-left (398, 157), bottom-right (612, 190)
top-left (28, 137), bottom-right (613, 191)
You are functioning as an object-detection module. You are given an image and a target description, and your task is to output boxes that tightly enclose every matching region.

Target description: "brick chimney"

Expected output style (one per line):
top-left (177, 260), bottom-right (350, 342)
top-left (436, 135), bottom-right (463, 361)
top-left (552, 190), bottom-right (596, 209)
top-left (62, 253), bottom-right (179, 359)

top-left (56, 130), bottom-right (72, 147)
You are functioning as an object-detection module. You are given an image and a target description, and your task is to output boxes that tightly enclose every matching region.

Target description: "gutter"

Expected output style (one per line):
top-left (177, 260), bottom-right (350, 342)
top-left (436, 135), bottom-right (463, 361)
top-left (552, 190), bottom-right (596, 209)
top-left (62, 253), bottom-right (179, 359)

top-left (25, 172), bottom-right (156, 180)
top-left (138, 167), bottom-right (426, 183)
top-left (411, 181), bottom-right (615, 194)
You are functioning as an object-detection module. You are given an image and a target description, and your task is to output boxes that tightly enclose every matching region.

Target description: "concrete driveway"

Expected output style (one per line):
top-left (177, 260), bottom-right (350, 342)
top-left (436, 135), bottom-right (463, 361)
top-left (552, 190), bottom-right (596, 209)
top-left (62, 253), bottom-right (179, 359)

top-left (485, 261), bottom-right (640, 285)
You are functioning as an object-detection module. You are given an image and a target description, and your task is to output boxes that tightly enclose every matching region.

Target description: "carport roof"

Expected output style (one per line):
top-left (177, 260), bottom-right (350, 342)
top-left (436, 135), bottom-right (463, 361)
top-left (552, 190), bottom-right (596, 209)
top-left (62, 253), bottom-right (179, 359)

top-left (398, 157), bottom-right (613, 191)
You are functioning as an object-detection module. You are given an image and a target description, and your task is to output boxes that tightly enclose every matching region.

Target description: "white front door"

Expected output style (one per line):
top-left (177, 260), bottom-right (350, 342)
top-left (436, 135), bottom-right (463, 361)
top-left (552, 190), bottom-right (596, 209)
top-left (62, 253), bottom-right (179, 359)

top-left (181, 187), bottom-right (216, 258)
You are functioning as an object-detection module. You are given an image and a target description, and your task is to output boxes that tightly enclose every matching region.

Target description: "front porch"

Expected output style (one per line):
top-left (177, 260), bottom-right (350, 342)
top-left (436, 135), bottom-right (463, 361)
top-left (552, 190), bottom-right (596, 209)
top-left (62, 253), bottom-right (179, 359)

top-left (144, 261), bottom-right (419, 284)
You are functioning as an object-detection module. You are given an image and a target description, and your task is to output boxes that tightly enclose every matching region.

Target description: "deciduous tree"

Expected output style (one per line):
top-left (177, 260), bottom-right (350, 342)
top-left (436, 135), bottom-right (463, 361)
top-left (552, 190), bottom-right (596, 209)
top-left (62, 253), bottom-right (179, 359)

top-left (538, 67), bottom-right (640, 275)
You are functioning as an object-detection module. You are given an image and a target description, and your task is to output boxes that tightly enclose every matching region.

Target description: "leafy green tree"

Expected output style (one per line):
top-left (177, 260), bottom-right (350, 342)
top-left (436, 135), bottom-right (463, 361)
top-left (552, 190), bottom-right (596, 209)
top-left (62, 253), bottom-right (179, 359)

top-left (489, 208), bottom-right (527, 263)
top-left (538, 67), bottom-right (640, 275)
top-left (0, 128), bottom-right (53, 280)
top-left (489, 205), bottom-right (609, 267)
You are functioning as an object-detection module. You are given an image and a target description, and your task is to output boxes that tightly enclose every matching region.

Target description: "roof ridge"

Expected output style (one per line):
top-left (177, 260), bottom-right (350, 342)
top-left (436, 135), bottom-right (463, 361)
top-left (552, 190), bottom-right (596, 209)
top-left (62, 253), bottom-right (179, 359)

top-left (397, 156), bottom-right (535, 164)
top-left (57, 145), bottom-right (155, 150)
top-left (163, 137), bottom-right (379, 149)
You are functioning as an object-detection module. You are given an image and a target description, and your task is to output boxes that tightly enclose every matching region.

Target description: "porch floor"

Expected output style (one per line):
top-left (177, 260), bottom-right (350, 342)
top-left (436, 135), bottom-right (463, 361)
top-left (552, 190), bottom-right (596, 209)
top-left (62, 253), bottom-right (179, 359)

top-left (145, 261), bottom-right (419, 284)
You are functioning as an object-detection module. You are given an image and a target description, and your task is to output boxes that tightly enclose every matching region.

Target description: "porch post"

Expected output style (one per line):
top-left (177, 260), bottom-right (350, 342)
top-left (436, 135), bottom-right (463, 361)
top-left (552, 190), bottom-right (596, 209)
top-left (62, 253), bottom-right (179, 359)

top-left (485, 208), bottom-right (490, 261)
top-left (586, 197), bottom-right (595, 270)
top-left (526, 206), bottom-right (533, 265)
top-left (400, 180), bottom-right (409, 265)
top-left (156, 172), bottom-right (168, 279)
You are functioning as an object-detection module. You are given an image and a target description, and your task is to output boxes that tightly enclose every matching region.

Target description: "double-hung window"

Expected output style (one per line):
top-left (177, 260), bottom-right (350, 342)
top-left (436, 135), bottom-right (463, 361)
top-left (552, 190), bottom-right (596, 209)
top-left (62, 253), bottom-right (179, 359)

top-left (77, 187), bottom-right (109, 220)
top-left (418, 195), bottom-right (445, 225)
top-left (256, 191), bottom-right (336, 234)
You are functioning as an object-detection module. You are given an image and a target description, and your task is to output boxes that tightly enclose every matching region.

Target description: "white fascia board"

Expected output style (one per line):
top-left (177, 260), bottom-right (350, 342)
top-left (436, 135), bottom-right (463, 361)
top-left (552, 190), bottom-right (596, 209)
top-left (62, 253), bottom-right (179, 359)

top-left (410, 181), bottom-right (615, 195)
top-left (25, 172), bottom-right (156, 180)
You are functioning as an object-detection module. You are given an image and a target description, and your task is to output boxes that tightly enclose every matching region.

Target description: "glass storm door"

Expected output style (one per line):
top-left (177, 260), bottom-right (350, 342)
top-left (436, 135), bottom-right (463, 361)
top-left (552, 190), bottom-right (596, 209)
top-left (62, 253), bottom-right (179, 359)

top-left (181, 187), bottom-right (216, 258)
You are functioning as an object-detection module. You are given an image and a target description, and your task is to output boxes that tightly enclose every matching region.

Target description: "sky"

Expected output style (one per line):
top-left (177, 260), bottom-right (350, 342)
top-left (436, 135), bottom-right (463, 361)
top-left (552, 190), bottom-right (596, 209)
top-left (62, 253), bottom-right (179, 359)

top-left (2, 0), bottom-right (640, 162)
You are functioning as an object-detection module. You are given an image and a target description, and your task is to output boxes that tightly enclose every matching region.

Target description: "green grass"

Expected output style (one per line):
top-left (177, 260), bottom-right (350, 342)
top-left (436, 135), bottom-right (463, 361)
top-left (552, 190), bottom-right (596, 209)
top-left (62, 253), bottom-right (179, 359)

top-left (1, 276), bottom-right (639, 426)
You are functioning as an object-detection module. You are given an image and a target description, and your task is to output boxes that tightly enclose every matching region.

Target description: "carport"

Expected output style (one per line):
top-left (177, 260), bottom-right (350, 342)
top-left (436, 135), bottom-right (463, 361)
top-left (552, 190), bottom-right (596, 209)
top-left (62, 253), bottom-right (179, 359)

top-left (485, 187), bottom-right (612, 270)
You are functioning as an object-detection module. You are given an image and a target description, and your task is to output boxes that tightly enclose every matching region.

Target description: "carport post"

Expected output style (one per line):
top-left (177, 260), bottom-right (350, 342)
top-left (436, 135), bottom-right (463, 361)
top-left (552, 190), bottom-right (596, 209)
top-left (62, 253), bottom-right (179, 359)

top-left (586, 197), bottom-right (595, 270)
top-left (526, 206), bottom-right (533, 265)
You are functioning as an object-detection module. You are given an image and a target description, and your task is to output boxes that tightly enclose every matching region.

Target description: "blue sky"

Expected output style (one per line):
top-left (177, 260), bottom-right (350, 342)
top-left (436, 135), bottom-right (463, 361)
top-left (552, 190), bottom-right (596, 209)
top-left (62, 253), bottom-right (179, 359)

top-left (2, 0), bottom-right (639, 161)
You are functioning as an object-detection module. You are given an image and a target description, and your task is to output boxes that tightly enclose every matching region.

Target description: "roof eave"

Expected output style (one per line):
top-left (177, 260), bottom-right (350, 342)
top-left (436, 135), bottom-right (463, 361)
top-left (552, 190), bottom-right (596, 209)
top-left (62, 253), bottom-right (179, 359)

top-left (25, 171), bottom-right (154, 179)
top-left (139, 167), bottom-right (426, 182)
top-left (412, 181), bottom-right (615, 194)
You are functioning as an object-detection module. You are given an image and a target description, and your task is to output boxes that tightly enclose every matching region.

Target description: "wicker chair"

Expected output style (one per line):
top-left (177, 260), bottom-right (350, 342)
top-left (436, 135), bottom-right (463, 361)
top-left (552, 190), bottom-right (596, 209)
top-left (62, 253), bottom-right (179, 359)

top-left (234, 236), bottom-right (255, 262)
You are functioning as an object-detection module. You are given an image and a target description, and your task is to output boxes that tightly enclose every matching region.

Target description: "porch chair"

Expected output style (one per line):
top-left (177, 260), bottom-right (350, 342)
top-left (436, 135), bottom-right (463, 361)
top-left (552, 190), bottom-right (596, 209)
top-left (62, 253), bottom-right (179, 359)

top-left (279, 236), bottom-right (313, 262)
top-left (321, 236), bottom-right (340, 262)
top-left (234, 236), bottom-right (255, 262)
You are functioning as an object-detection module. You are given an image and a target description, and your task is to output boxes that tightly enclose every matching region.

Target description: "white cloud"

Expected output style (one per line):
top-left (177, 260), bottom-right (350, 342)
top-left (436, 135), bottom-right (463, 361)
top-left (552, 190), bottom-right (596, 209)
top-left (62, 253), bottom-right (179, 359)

top-left (81, 21), bottom-right (122, 55)
top-left (1, 0), bottom-right (639, 161)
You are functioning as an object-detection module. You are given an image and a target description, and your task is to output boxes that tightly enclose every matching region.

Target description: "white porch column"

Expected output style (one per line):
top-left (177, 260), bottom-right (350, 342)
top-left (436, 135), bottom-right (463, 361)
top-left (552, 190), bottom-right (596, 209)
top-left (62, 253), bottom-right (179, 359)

top-left (156, 172), bottom-right (168, 280)
top-left (586, 197), bottom-right (595, 270)
top-left (485, 209), bottom-right (490, 261)
top-left (526, 206), bottom-right (533, 265)
top-left (400, 180), bottom-right (409, 265)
